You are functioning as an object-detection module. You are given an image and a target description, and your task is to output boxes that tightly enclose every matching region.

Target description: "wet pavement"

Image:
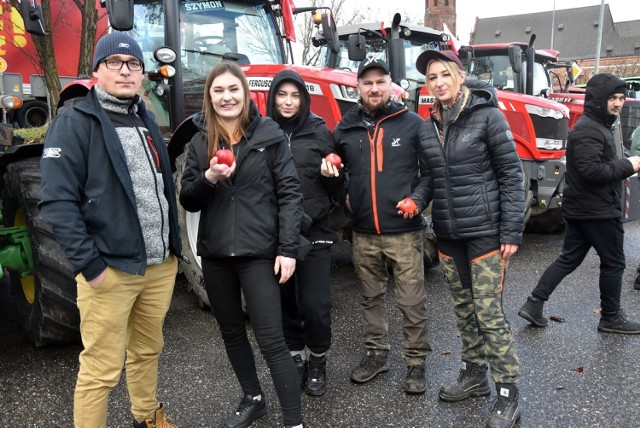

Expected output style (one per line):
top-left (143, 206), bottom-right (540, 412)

top-left (2, 223), bottom-right (640, 427)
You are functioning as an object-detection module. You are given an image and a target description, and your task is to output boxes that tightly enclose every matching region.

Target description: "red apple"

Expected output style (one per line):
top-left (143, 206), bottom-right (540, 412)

top-left (397, 197), bottom-right (418, 215)
top-left (215, 149), bottom-right (235, 167)
top-left (325, 153), bottom-right (342, 169)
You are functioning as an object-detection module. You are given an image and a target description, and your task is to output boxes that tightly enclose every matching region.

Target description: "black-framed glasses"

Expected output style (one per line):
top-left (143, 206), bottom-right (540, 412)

top-left (102, 58), bottom-right (143, 71)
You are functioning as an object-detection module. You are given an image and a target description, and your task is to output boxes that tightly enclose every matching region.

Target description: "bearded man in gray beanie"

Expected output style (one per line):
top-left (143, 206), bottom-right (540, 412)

top-left (518, 73), bottom-right (640, 334)
top-left (39, 32), bottom-right (182, 427)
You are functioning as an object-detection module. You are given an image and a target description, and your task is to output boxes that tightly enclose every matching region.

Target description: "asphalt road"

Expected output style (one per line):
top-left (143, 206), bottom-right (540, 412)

top-left (2, 223), bottom-right (640, 427)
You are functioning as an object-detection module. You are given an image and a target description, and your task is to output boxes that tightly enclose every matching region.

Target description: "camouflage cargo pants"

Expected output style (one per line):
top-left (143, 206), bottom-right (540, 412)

top-left (439, 241), bottom-right (520, 384)
top-left (352, 230), bottom-right (431, 365)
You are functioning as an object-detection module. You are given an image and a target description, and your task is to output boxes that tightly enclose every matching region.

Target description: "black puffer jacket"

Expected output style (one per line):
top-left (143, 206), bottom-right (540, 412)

top-left (419, 81), bottom-right (524, 244)
top-left (266, 70), bottom-right (343, 243)
top-left (562, 73), bottom-right (635, 220)
top-left (179, 102), bottom-right (304, 259)
top-left (334, 101), bottom-right (428, 234)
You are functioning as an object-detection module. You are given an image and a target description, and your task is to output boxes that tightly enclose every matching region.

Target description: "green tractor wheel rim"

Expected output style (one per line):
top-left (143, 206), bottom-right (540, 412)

top-left (14, 208), bottom-right (35, 304)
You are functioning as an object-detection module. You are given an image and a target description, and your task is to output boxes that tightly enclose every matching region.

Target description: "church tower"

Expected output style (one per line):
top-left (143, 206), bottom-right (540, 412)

top-left (425, 0), bottom-right (456, 35)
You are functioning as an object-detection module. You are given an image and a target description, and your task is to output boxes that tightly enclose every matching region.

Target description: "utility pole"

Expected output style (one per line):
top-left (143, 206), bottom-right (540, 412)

top-left (550, 0), bottom-right (555, 50)
top-left (594, 0), bottom-right (605, 74)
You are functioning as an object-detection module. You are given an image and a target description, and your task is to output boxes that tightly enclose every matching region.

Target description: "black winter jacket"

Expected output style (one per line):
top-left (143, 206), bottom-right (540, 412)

top-left (266, 70), bottom-right (343, 243)
top-left (179, 103), bottom-right (304, 259)
top-left (39, 88), bottom-right (182, 281)
top-left (562, 73), bottom-right (635, 220)
top-left (419, 81), bottom-right (524, 244)
top-left (334, 101), bottom-right (428, 234)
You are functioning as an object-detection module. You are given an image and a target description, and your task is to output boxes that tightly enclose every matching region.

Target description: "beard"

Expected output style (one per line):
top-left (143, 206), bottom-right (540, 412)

top-left (360, 94), bottom-right (389, 114)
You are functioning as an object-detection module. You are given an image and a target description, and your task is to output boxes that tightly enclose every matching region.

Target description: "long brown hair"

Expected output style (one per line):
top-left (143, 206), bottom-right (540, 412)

top-left (202, 61), bottom-right (252, 159)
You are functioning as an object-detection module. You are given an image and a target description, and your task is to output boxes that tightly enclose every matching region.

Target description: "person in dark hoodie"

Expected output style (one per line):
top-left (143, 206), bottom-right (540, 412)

top-left (519, 74), bottom-right (640, 335)
top-left (333, 58), bottom-right (432, 395)
top-left (266, 70), bottom-right (343, 397)
top-left (179, 61), bottom-right (306, 428)
top-left (416, 49), bottom-right (524, 428)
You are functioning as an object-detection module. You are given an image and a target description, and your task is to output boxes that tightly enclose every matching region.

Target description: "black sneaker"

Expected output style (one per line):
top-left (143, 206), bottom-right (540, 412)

top-left (518, 296), bottom-right (548, 327)
top-left (439, 360), bottom-right (491, 402)
top-left (224, 393), bottom-right (267, 428)
top-left (306, 355), bottom-right (327, 396)
top-left (350, 351), bottom-right (389, 384)
top-left (292, 354), bottom-right (308, 389)
top-left (404, 364), bottom-right (426, 395)
top-left (634, 275), bottom-right (640, 290)
top-left (598, 309), bottom-right (640, 334)
top-left (486, 383), bottom-right (521, 428)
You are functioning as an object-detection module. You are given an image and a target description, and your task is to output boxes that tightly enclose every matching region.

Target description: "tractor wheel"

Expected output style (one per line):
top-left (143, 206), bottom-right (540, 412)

top-left (16, 100), bottom-right (50, 128)
top-left (174, 153), bottom-right (209, 309)
top-left (3, 158), bottom-right (79, 345)
top-left (525, 207), bottom-right (566, 234)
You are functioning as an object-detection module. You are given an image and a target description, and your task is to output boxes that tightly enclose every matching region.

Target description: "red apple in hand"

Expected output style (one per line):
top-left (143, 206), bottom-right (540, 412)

top-left (325, 153), bottom-right (342, 169)
top-left (215, 149), bottom-right (235, 167)
top-left (397, 197), bottom-right (418, 216)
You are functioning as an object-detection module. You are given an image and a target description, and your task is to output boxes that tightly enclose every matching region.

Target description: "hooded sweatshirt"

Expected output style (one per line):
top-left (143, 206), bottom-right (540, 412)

top-left (266, 70), bottom-right (343, 243)
top-left (562, 73), bottom-right (634, 220)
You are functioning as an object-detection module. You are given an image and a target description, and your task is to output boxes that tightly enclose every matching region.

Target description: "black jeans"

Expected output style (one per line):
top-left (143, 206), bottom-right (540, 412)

top-left (281, 245), bottom-right (333, 355)
top-left (531, 218), bottom-right (625, 313)
top-left (202, 257), bottom-right (301, 425)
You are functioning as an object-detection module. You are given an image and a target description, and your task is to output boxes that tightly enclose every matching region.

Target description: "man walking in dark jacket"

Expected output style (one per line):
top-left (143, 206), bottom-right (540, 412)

top-left (334, 58), bottom-right (431, 394)
top-left (519, 73), bottom-right (640, 334)
top-left (39, 32), bottom-right (181, 427)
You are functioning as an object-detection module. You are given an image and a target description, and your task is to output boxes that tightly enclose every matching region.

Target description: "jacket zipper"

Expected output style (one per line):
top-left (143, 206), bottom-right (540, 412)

top-left (368, 109), bottom-right (405, 235)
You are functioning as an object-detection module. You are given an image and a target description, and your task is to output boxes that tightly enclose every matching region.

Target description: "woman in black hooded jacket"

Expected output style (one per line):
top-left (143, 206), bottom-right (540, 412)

top-left (180, 62), bottom-right (305, 428)
top-left (266, 69), bottom-right (344, 396)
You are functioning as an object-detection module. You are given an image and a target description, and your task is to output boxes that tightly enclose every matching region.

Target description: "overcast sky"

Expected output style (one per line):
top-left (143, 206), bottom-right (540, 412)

top-left (296, 0), bottom-right (640, 45)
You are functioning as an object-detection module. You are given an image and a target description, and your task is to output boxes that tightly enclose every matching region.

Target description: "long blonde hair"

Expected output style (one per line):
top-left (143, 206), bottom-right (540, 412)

top-left (202, 61), bottom-right (252, 159)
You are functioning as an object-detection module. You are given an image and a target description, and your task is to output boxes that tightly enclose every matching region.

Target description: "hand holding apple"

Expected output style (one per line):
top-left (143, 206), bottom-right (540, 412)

top-left (205, 149), bottom-right (236, 184)
top-left (321, 153), bottom-right (342, 177)
top-left (215, 149), bottom-right (235, 167)
top-left (396, 197), bottom-right (419, 219)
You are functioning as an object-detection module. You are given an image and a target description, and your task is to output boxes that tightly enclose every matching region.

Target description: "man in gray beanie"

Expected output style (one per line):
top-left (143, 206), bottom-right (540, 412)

top-left (39, 31), bottom-right (182, 427)
top-left (519, 73), bottom-right (640, 334)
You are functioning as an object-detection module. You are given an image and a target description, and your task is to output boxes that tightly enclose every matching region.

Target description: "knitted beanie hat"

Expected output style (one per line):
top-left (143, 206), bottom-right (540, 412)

top-left (92, 32), bottom-right (144, 71)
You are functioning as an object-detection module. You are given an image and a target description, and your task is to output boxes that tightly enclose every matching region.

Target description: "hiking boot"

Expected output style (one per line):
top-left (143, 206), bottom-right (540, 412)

top-left (634, 274), bottom-right (640, 290)
top-left (439, 361), bottom-right (491, 402)
top-left (306, 354), bottom-right (327, 396)
top-left (486, 383), bottom-right (521, 428)
top-left (598, 309), bottom-right (640, 334)
top-left (292, 354), bottom-right (308, 389)
top-left (350, 351), bottom-right (389, 384)
top-left (224, 393), bottom-right (267, 428)
top-left (133, 403), bottom-right (177, 428)
top-left (404, 364), bottom-right (426, 395)
top-left (518, 296), bottom-right (548, 327)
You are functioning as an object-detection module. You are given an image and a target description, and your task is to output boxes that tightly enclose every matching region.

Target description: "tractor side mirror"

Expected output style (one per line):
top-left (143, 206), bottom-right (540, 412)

top-left (508, 45), bottom-right (523, 74)
top-left (20, 0), bottom-right (45, 36)
top-left (321, 12), bottom-right (340, 55)
top-left (348, 35), bottom-right (366, 62)
top-left (102, 0), bottom-right (134, 31)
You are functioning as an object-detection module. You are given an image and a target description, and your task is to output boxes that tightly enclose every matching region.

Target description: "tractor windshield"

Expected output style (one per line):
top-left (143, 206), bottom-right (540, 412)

top-left (468, 54), bottom-right (551, 96)
top-left (320, 35), bottom-right (441, 86)
top-left (126, 0), bottom-right (284, 131)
